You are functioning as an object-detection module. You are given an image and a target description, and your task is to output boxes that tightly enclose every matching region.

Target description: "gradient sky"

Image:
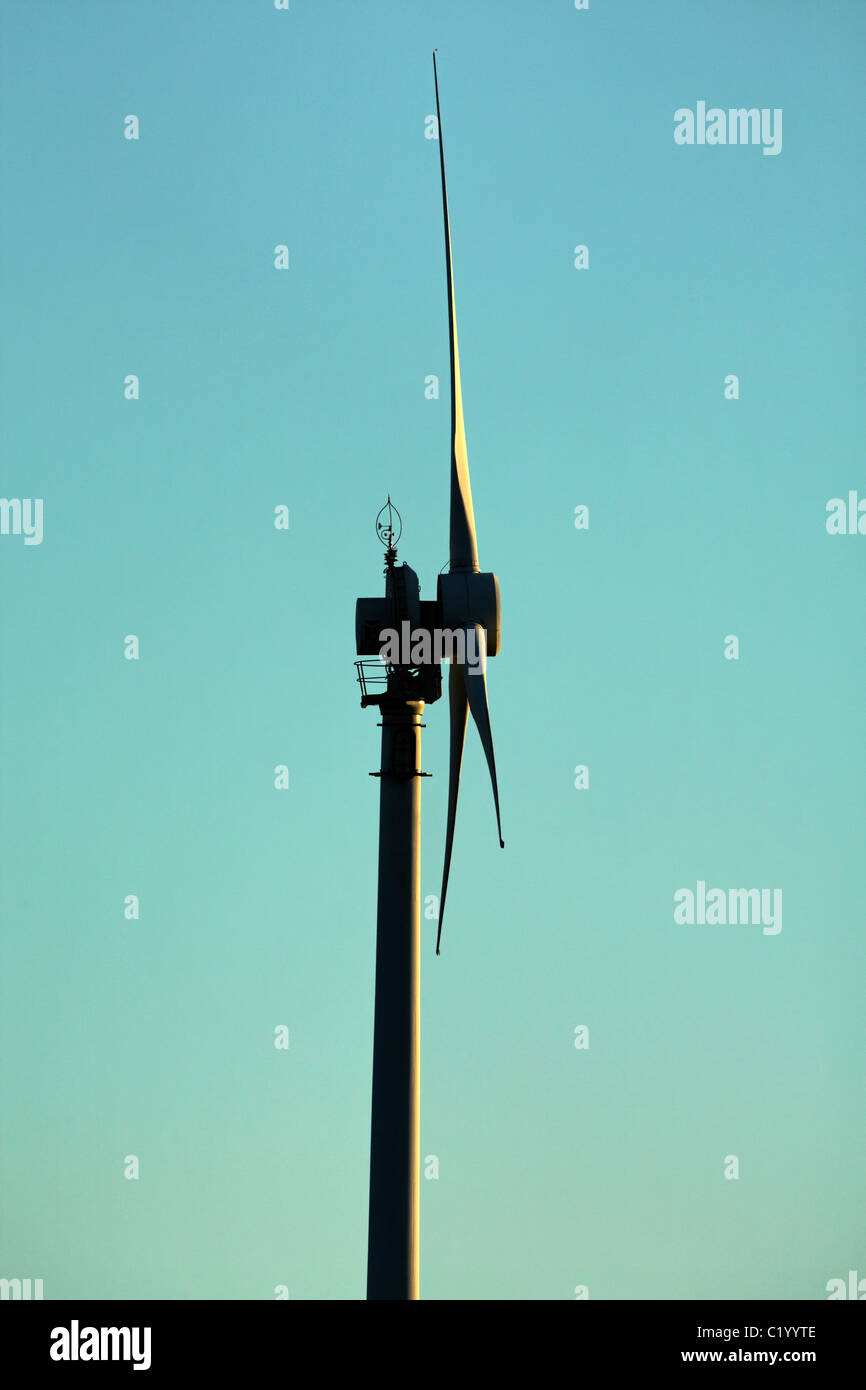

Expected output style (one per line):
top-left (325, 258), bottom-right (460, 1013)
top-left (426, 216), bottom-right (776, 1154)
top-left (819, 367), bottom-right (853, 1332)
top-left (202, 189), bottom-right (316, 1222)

top-left (1, 0), bottom-right (864, 1300)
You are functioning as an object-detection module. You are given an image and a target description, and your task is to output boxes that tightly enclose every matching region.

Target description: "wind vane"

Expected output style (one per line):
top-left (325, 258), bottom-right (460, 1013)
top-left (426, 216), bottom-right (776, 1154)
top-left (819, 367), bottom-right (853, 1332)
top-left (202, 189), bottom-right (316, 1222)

top-left (375, 496), bottom-right (402, 561)
top-left (353, 52), bottom-right (504, 1301)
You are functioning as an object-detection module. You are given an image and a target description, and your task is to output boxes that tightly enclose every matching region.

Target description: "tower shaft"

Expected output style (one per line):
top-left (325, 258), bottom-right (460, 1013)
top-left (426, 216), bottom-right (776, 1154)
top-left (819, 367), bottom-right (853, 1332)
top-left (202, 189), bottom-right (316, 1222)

top-left (366, 699), bottom-right (423, 1301)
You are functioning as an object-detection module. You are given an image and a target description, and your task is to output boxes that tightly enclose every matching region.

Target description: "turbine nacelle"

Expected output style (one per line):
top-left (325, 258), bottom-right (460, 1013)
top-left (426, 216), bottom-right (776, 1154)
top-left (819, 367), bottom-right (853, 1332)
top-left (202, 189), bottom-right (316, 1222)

top-left (355, 566), bottom-right (500, 670)
top-left (355, 559), bottom-right (443, 707)
top-left (356, 561), bottom-right (425, 655)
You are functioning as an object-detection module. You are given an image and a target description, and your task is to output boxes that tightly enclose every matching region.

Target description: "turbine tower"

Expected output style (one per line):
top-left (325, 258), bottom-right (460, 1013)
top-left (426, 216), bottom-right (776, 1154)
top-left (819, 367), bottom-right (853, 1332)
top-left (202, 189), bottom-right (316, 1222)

top-left (354, 52), bottom-right (504, 1302)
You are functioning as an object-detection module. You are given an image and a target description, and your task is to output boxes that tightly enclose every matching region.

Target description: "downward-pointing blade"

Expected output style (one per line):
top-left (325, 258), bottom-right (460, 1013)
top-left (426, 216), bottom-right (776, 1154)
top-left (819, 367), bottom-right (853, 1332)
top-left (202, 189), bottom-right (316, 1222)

top-left (436, 658), bottom-right (469, 955)
top-left (463, 625), bottom-right (505, 851)
top-left (433, 51), bottom-right (479, 575)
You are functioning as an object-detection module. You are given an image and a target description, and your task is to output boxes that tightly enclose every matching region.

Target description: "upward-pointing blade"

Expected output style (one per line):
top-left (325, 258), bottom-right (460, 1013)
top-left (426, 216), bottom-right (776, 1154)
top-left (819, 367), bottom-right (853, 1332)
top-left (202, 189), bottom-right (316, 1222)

top-left (436, 626), bottom-right (504, 955)
top-left (433, 51), bottom-right (479, 575)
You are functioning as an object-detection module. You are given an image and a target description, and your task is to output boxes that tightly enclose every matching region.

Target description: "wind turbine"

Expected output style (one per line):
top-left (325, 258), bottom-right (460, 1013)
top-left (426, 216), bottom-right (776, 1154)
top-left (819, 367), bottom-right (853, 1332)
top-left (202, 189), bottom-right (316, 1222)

top-left (354, 52), bottom-right (504, 1302)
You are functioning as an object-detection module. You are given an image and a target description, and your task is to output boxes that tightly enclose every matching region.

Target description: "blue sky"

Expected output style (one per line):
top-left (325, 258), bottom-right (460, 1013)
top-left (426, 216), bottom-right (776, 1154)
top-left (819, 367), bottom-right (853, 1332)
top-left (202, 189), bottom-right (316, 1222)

top-left (1, 0), bottom-right (864, 1299)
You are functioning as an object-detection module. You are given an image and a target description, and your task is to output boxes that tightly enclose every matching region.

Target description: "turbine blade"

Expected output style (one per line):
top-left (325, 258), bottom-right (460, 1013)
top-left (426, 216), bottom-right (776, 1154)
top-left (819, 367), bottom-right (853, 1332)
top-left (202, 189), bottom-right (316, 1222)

top-left (436, 658), bottom-right (469, 955)
top-left (463, 625), bottom-right (504, 850)
top-left (433, 51), bottom-right (479, 574)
